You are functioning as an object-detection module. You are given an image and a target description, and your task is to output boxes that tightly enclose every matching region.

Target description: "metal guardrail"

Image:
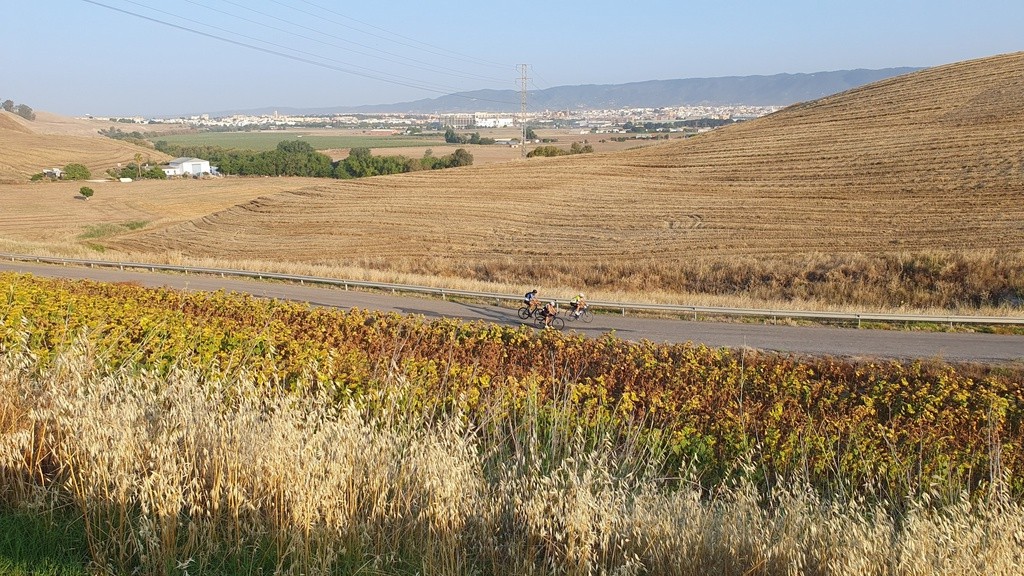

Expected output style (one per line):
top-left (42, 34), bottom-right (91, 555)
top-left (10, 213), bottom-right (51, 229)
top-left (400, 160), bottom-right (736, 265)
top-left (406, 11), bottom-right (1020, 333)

top-left (3, 252), bottom-right (1023, 327)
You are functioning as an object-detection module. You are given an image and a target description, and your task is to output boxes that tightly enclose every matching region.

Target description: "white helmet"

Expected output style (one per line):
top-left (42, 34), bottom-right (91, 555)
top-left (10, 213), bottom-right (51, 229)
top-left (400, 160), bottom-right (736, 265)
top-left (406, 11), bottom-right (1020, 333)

top-left (579, 293), bottom-right (585, 299)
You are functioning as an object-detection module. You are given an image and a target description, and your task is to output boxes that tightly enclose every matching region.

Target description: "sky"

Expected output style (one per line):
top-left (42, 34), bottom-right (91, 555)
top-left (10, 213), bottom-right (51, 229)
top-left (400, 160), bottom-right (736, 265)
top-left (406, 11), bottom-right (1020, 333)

top-left (2, 0), bottom-right (1022, 118)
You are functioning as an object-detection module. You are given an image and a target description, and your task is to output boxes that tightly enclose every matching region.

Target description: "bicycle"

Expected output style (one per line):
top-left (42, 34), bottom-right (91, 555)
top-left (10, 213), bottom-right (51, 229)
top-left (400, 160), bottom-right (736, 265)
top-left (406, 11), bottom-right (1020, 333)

top-left (566, 304), bottom-right (594, 323)
top-left (533, 308), bottom-right (565, 331)
top-left (518, 303), bottom-right (544, 320)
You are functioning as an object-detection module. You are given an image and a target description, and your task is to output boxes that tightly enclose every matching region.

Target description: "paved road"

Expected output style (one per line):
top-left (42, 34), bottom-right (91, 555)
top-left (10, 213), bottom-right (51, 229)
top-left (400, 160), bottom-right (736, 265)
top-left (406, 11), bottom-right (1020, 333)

top-left (2, 261), bottom-right (1022, 365)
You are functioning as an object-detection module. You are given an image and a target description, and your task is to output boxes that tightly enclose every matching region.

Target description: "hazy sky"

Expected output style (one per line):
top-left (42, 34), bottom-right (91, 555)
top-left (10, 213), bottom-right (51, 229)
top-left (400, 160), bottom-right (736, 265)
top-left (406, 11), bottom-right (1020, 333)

top-left (3, 0), bottom-right (1022, 117)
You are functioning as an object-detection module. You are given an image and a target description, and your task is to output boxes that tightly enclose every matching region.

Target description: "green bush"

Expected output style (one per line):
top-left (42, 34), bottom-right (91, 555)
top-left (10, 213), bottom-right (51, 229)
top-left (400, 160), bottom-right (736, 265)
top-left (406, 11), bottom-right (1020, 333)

top-left (63, 163), bottom-right (91, 180)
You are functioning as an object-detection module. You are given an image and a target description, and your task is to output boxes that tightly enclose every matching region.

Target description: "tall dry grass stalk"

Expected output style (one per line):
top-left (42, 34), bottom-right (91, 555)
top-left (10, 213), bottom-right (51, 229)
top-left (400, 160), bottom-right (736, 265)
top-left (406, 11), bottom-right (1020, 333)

top-left (1, 335), bottom-right (1022, 575)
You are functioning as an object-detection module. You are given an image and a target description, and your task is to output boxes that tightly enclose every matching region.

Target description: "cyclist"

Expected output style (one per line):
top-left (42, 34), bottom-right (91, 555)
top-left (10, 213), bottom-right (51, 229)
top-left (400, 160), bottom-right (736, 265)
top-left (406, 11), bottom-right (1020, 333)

top-left (569, 293), bottom-right (587, 318)
top-left (541, 301), bottom-right (558, 328)
top-left (524, 289), bottom-right (540, 313)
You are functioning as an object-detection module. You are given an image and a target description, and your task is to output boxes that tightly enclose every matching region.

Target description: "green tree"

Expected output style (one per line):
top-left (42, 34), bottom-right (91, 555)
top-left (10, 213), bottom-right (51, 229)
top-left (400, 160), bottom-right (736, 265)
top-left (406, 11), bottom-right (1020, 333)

top-left (63, 163), bottom-right (91, 180)
top-left (444, 128), bottom-right (459, 144)
top-left (1, 100), bottom-right (13, 112)
top-left (448, 148), bottom-right (474, 167)
top-left (276, 140), bottom-right (315, 154)
top-left (14, 103), bottom-right (35, 121)
top-left (79, 186), bottom-right (94, 200)
top-left (340, 147), bottom-right (376, 178)
top-left (526, 145), bottom-right (565, 158)
top-left (142, 166), bottom-right (168, 179)
top-left (569, 142), bottom-right (594, 154)
top-left (525, 127), bottom-right (538, 140)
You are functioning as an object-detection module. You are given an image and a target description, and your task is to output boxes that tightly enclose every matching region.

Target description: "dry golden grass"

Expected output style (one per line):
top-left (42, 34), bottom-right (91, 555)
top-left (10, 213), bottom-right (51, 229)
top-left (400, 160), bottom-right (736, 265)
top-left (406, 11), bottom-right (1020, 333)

top-left (0, 111), bottom-right (172, 182)
top-left (0, 177), bottom-right (316, 247)
top-left (111, 55), bottom-right (1023, 255)
top-left (3, 341), bottom-right (1022, 575)
top-left (2, 53), bottom-right (1023, 312)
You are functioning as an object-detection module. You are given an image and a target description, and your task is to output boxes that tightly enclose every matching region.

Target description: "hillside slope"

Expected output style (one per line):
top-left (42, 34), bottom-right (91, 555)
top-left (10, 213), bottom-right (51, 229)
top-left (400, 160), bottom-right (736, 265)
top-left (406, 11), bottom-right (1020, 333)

top-left (0, 111), bottom-right (170, 182)
top-left (105, 52), bottom-right (1024, 306)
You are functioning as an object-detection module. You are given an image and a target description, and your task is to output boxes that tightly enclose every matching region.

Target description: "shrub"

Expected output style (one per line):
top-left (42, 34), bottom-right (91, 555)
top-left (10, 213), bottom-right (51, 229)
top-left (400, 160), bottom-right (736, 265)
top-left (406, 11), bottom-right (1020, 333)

top-left (63, 163), bottom-right (91, 180)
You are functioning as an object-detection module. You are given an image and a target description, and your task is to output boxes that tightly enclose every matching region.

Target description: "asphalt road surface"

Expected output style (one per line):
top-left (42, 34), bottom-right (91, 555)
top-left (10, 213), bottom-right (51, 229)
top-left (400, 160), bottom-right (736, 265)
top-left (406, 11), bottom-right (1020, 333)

top-left (2, 261), bottom-right (1022, 365)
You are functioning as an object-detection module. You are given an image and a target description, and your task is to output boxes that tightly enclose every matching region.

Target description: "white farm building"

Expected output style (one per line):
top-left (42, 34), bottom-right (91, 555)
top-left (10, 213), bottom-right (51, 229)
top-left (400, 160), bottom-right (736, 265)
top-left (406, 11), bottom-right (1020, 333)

top-left (162, 157), bottom-right (212, 177)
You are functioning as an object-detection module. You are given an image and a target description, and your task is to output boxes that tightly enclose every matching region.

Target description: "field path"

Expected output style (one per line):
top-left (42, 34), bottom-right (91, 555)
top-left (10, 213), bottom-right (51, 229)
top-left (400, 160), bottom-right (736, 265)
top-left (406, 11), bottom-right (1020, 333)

top-left (3, 261), bottom-right (1021, 365)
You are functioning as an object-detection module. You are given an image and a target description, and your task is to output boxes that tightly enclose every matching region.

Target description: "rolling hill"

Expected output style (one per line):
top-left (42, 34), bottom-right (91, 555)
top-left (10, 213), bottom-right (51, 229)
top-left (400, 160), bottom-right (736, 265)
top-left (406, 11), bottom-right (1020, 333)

top-left (5, 52), bottom-right (1021, 310)
top-left (110, 52), bottom-right (1023, 261)
top-left (0, 111), bottom-right (170, 182)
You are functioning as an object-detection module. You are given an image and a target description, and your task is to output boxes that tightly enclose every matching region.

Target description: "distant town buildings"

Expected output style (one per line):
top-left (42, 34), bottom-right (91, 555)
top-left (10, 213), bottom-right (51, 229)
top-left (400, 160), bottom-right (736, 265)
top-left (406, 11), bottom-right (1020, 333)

top-left (82, 104), bottom-right (781, 134)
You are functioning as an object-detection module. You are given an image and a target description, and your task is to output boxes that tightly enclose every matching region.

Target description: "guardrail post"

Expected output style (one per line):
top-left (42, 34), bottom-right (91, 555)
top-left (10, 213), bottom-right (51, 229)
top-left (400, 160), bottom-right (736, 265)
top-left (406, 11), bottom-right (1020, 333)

top-left (441, 290), bottom-right (446, 300)
top-left (857, 314), bottom-right (861, 329)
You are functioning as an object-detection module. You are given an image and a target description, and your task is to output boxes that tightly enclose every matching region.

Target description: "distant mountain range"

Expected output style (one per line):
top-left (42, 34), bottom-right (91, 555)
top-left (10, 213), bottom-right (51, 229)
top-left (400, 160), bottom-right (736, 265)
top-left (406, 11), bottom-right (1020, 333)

top-left (209, 67), bottom-right (921, 117)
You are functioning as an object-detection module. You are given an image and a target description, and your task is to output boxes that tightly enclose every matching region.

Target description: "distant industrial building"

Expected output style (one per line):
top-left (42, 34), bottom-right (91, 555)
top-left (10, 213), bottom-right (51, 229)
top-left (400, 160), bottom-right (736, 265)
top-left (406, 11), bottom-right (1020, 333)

top-left (162, 157), bottom-right (212, 177)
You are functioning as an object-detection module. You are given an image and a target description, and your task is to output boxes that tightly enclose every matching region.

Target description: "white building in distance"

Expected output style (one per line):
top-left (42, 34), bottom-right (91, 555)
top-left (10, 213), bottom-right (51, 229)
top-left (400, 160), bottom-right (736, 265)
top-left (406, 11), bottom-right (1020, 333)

top-left (162, 157), bottom-right (212, 177)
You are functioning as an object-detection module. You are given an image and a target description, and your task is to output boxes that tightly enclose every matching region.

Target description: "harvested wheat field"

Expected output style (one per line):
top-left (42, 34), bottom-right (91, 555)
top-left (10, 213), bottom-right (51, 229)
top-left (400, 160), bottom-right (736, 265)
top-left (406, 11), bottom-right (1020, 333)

top-left (0, 111), bottom-right (171, 183)
top-left (98, 52), bottom-right (1024, 311)
top-left (2, 53), bottom-right (1023, 311)
top-left (0, 177), bottom-right (319, 253)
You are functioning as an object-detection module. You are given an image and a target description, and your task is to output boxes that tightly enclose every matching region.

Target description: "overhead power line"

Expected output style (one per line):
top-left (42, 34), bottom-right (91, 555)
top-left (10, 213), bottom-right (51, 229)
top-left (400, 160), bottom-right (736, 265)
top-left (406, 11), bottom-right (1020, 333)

top-left (275, 0), bottom-right (511, 72)
top-left (198, 0), bottom-right (513, 85)
top-left (81, 0), bottom-right (520, 107)
top-left (117, 0), bottom-right (468, 95)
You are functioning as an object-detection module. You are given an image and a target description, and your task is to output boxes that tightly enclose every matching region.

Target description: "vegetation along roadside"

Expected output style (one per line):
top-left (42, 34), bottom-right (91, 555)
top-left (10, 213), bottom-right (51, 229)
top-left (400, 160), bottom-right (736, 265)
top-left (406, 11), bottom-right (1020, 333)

top-left (1, 272), bottom-right (1021, 574)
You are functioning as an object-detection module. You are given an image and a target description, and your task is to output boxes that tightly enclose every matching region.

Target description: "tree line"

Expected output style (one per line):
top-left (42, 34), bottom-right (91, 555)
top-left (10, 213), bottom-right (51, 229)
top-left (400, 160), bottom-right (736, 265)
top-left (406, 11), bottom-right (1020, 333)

top-left (526, 141), bottom-right (594, 158)
top-left (1, 99), bottom-right (36, 121)
top-left (155, 140), bottom-right (472, 178)
top-left (98, 126), bottom-right (153, 148)
top-left (444, 128), bottom-right (497, 145)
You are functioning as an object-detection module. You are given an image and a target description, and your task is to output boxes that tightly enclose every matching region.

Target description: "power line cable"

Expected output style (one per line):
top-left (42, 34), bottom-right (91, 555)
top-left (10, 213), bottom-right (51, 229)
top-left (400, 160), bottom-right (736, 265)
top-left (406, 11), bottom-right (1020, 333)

top-left (81, 0), bottom-right (519, 106)
top-left (287, 0), bottom-right (510, 69)
top-left (116, 0), bottom-right (462, 94)
top-left (202, 0), bottom-right (513, 85)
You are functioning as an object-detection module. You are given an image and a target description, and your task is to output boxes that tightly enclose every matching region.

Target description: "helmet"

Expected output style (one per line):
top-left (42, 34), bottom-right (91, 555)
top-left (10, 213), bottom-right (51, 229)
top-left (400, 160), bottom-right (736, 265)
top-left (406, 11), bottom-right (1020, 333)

top-left (579, 293), bottom-right (585, 299)
top-left (531, 289), bottom-right (538, 294)
top-left (549, 301), bottom-right (556, 306)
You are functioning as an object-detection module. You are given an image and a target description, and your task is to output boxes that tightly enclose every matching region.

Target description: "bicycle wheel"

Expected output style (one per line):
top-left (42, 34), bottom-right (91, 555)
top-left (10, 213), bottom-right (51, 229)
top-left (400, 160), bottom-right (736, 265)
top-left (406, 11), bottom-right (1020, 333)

top-left (549, 316), bottom-right (565, 330)
top-left (518, 306), bottom-right (531, 320)
top-left (580, 308), bottom-right (594, 323)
